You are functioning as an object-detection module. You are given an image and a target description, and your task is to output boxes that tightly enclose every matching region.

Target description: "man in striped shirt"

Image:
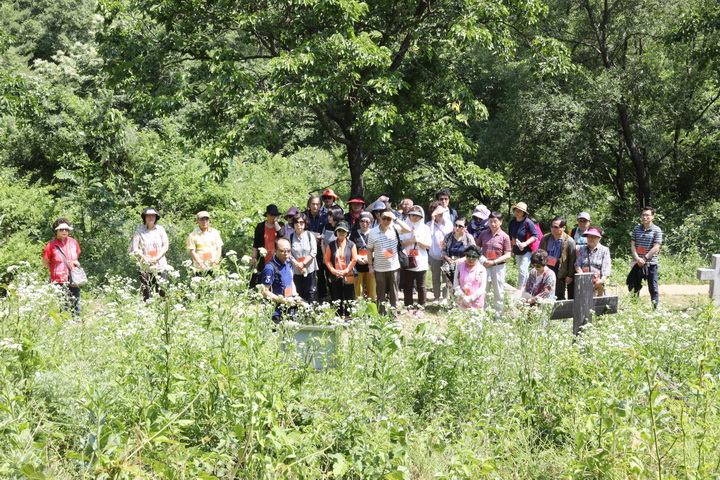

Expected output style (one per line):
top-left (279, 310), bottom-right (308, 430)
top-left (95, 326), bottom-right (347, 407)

top-left (629, 206), bottom-right (663, 307)
top-left (367, 208), bottom-right (412, 314)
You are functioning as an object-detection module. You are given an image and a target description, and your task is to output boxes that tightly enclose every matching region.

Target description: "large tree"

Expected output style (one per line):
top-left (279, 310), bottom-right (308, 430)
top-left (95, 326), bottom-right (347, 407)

top-left (100, 0), bottom-right (546, 196)
top-left (536, 0), bottom-right (720, 209)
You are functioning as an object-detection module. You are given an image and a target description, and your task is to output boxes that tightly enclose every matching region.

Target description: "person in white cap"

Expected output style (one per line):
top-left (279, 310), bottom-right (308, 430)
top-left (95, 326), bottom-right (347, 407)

top-left (187, 211), bottom-right (223, 274)
top-left (426, 201), bottom-right (453, 302)
top-left (401, 205), bottom-right (432, 310)
top-left (129, 207), bottom-right (169, 300)
top-left (468, 205), bottom-right (490, 242)
top-left (571, 212), bottom-right (592, 248)
top-left (367, 207), bottom-right (412, 314)
top-left (42, 218), bottom-right (82, 316)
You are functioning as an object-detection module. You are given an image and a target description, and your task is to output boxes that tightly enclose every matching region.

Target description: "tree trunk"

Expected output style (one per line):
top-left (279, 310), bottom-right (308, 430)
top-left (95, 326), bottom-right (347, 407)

top-left (616, 100), bottom-right (652, 207)
top-left (346, 140), bottom-right (367, 197)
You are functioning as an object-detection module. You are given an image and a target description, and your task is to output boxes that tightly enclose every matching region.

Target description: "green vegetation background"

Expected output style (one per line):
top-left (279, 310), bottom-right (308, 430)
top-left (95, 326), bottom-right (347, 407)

top-left (2, 0), bottom-right (720, 287)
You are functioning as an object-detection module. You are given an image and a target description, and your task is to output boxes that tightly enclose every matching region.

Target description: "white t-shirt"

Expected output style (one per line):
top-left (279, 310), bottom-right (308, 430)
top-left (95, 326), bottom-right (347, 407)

top-left (401, 221), bottom-right (431, 272)
top-left (427, 220), bottom-right (452, 260)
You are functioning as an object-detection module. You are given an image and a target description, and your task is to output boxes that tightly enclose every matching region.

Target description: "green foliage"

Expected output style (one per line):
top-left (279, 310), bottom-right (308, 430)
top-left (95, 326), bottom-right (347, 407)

top-left (98, 0), bottom-right (550, 195)
top-left (1, 271), bottom-right (720, 478)
top-left (0, 168), bottom-right (57, 284)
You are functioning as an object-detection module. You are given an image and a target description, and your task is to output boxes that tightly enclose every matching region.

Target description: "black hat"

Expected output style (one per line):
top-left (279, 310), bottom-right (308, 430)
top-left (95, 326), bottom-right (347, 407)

top-left (264, 204), bottom-right (282, 216)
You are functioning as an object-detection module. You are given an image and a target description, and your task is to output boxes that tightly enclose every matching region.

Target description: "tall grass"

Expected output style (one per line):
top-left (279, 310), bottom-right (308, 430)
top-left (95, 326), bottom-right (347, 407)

top-left (1, 261), bottom-right (719, 478)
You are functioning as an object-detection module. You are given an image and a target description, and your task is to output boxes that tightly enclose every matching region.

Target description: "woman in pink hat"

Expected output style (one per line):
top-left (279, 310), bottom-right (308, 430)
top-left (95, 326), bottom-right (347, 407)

top-left (574, 227), bottom-right (611, 296)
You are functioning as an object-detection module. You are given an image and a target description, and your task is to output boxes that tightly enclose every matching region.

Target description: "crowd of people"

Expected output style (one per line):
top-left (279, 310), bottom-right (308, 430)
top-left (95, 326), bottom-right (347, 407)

top-left (42, 188), bottom-right (664, 320)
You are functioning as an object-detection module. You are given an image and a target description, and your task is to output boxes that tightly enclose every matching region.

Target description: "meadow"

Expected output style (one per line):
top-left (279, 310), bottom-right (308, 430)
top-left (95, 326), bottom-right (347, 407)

top-left (1, 257), bottom-right (719, 479)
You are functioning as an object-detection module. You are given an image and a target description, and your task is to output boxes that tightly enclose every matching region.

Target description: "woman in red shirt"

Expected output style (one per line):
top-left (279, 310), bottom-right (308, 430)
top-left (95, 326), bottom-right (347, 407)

top-left (42, 218), bottom-right (82, 317)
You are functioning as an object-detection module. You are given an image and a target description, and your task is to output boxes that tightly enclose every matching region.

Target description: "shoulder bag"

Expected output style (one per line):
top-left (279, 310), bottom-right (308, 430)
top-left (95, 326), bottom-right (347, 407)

top-left (55, 244), bottom-right (88, 287)
top-left (393, 226), bottom-right (410, 269)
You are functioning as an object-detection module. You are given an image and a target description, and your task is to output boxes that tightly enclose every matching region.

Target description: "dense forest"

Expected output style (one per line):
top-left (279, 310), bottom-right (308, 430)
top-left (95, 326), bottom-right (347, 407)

top-left (2, 0), bottom-right (720, 282)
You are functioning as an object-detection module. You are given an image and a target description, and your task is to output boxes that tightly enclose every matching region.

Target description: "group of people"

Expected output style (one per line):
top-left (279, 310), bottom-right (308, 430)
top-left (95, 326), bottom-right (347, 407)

top-left (41, 187), bottom-right (664, 320)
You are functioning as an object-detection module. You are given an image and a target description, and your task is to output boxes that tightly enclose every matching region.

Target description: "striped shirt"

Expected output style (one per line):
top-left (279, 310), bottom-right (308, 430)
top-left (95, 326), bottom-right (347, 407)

top-left (368, 224), bottom-right (402, 272)
top-left (632, 224), bottom-right (663, 265)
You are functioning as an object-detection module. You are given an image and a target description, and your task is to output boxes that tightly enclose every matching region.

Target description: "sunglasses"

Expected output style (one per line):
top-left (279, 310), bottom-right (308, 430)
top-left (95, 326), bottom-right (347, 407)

top-left (454, 224), bottom-right (466, 228)
top-left (381, 217), bottom-right (393, 221)
top-left (466, 254), bottom-right (480, 259)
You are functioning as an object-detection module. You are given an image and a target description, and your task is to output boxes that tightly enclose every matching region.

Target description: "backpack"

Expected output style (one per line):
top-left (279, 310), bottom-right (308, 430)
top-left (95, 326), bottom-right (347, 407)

top-left (526, 219), bottom-right (543, 252)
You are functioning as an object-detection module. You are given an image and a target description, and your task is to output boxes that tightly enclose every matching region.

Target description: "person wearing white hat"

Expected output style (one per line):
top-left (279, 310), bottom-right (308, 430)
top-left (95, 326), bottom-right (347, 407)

top-left (42, 218), bottom-right (82, 316)
top-left (187, 211), bottom-right (224, 274)
top-left (571, 212), bottom-right (592, 249)
top-left (401, 205), bottom-right (432, 309)
top-left (129, 207), bottom-right (169, 300)
top-left (367, 207), bottom-right (412, 314)
top-left (468, 205), bottom-right (490, 241)
top-left (426, 201), bottom-right (453, 302)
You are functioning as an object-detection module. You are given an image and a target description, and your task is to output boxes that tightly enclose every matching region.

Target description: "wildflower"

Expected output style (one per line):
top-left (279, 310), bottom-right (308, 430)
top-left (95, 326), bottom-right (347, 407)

top-left (226, 250), bottom-right (237, 257)
top-left (241, 255), bottom-right (252, 265)
top-left (1, 338), bottom-right (23, 351)
top-left (258, 247), bottom-right (267, 257)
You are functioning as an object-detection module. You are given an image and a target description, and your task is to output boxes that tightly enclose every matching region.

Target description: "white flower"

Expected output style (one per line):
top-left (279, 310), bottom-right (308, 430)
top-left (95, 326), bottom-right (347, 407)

top-left (226, 250), bottom-right (237, 256)
top-left (1, 338), bottom-right (22, 351)
top-left (258, 247), bottom-right (267, 257)
top-left (241, 255), bottom-right (252, 265)
top-left (182, 260), bottom-right (193, 267)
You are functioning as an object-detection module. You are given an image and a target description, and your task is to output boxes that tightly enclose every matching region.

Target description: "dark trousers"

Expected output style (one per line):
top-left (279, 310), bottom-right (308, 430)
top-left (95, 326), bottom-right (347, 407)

top-left (555, 277), bottom-right (567, 301)
top-left (316, 262), bottom-right (330, 300)
top-left (629, 264), bottom-right (659, 305)
top-left (329, 277), bottom-right (356, 317)
top-left (375, 269), bottom-right (400, 314)
top-left (294, 271), bottom-right (317, 304)
top-left (58, 283), bottom-right (81, 317)
top-left (139, 270), bottom-right (166, 301)
top-left (403, 270), bottom-right (427, 306)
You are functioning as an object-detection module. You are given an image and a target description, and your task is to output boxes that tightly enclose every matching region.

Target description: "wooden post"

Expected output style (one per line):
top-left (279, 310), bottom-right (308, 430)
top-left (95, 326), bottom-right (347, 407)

top-left (573, 273), bottom-right (595, 335)
top-left (697, 254), bottom-right (720, 306)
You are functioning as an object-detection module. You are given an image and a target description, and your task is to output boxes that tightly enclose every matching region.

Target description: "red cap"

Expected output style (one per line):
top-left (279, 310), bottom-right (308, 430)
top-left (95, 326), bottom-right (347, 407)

top-left (321, 188), bottom-right (339, 200)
